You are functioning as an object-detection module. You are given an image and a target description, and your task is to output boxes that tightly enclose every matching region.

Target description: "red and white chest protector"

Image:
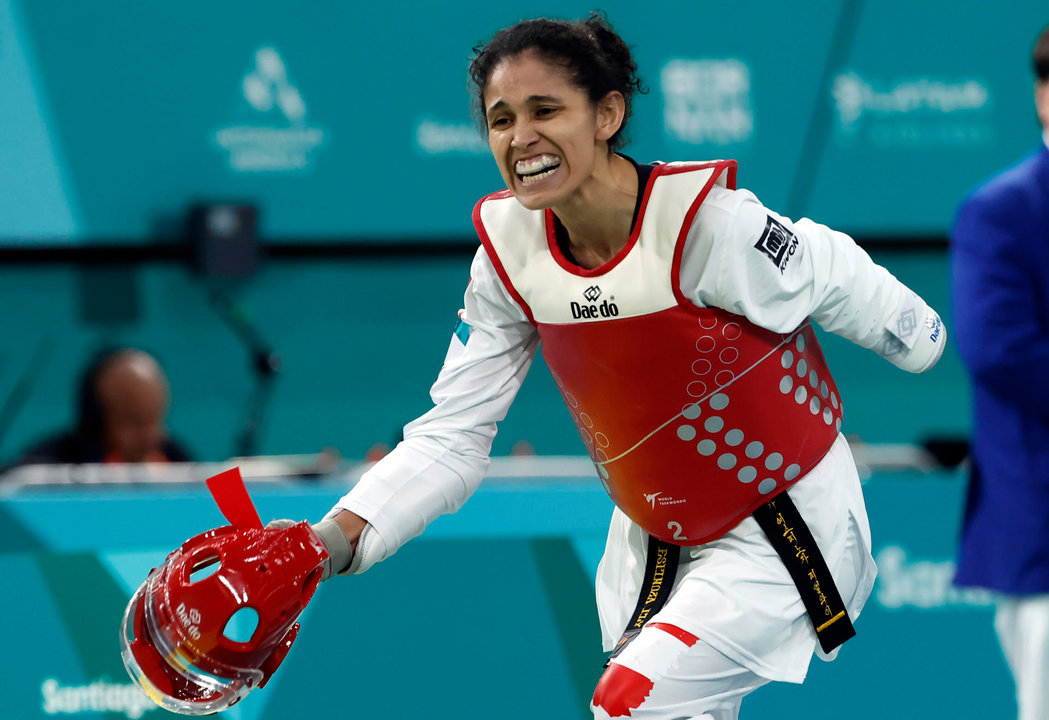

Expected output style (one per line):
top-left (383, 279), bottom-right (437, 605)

top-left (473, 161), bottom-right (842, 545)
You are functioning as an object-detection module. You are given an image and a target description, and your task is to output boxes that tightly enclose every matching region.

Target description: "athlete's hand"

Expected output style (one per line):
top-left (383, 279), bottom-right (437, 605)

top-left (266, 518), bottom-right (355, 580)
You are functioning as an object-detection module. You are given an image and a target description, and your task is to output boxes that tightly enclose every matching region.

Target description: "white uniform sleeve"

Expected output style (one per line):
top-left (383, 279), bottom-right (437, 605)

top-left (328, 247), bottom-right (539, 572)
top-left (681, 186), bottom-right (945, 372)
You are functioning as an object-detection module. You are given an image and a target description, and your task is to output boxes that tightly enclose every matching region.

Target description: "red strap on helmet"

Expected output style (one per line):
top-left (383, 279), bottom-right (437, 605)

top-left (206, 467), bottom-right (263, 530)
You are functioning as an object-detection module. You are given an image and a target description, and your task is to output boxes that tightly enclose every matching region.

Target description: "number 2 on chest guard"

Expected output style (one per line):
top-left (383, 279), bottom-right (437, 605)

top-left (667, 521), bottom-right (686, 541)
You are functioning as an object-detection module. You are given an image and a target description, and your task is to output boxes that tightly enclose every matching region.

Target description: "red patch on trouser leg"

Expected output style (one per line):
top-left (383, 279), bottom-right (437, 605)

top-left (592, 663), bottom-right (655, 717)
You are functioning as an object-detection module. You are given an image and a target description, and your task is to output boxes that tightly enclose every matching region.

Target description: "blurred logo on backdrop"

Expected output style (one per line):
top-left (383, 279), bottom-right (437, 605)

top-left (874, 545), bottom-right (993, 610)
top-left (831, 71), bottom-right (992, 148)
top-left (411, 115), bottom-right (488, 156)
top-left (660, 59), bottom-right (754, 146)
top-left (414, 116), bottom-right (489, 156)
top-left (211, 46), bottom-right (327, 172)
top-left (41, 678), bottom-right (155, 719)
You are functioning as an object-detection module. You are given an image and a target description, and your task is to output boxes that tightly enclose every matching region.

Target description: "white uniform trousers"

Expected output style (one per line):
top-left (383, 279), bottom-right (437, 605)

top-left (995, 593), bottom-right (1049, 720)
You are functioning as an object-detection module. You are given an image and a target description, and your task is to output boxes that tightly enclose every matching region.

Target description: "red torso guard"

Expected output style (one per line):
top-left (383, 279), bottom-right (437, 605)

top-left (474, 161), bottom-right (843, 544)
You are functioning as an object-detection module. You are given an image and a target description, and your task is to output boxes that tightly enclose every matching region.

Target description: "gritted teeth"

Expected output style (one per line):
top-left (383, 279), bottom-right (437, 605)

top-left (515, 154), bottom-right (561, 176)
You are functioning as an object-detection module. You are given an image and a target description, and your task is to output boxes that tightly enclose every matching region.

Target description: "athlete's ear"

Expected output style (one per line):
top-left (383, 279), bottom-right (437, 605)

top-left (595, 91), bottom-right (626, 143)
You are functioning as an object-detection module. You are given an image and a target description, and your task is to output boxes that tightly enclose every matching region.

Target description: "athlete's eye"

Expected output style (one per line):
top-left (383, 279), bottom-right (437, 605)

top-left (489, 116), bottom-right (511, 129)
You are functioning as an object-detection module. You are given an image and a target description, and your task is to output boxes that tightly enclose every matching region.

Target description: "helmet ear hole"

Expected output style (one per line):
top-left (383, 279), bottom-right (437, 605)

top-left (224, 607), bottom-right (260, 644)
top-left (189, 555), bottom-right (221, 583)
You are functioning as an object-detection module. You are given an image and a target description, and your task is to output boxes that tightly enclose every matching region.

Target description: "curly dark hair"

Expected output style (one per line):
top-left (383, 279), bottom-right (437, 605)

top-left (468, 11), bottom-right (646, 151)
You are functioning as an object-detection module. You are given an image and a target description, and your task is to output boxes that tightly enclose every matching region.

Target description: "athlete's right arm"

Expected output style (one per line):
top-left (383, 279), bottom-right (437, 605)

top-left (322, 247), bottom-right (539, 574)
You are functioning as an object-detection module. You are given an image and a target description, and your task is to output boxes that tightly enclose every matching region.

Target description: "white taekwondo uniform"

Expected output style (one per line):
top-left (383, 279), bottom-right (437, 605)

top-left (329, 161), bottom-right (945, 698)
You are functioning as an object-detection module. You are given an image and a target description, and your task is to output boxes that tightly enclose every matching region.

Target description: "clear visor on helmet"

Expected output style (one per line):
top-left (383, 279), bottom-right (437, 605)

top-left (119, 571), bottom-right (264, 716)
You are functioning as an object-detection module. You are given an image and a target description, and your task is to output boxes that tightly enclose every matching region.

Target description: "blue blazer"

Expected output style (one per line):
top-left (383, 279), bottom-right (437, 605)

top-left (951, 144), bottom-right (1049, 594)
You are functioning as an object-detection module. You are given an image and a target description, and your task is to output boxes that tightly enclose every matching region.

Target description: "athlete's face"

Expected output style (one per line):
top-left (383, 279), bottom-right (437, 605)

top-left (483, 51), bottom-right (622, 210)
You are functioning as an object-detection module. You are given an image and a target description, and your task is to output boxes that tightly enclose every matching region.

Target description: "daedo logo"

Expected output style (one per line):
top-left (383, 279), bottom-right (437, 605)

top-left (926, 313), bottom-right (942, 343)
top-left (175, 602), bottom-right (202, 640)
top-left (570, 286), bottom-right (619, 319)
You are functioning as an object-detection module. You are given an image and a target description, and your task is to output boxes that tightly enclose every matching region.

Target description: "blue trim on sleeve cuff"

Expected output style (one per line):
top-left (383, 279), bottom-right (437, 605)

top-left (453, 317), bottom-right (471, 345)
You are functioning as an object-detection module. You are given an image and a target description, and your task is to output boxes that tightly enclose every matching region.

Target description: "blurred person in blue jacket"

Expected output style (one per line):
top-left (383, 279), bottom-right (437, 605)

top-left (951, 23), bottom-right (1049, 720)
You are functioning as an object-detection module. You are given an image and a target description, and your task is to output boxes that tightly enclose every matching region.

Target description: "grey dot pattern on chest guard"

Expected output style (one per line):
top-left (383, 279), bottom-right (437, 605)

top-left (672, 321), bottom-right (844, 496)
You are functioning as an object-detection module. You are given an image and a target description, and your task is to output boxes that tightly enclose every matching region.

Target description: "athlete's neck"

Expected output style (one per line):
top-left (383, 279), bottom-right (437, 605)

top-left (552, 153), bottom-right (638, 269)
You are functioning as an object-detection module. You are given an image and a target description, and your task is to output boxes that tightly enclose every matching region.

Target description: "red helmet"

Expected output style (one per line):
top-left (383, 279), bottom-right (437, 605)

top-left (120, 470), bottom-right (328, 715)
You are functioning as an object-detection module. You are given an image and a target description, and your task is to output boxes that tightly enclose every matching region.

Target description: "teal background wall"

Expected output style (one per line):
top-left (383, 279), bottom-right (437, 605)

top-left (2, 0), bottom-right (1034, 460)
top-left (0, 247), bottom-right (966, 465)
top-left (0, 0), bottom-right (1046, 243)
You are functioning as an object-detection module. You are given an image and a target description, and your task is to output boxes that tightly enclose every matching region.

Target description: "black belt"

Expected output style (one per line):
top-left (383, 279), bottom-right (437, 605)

top-left (752, 491), bottom-right (855, 654)
top-left (606, 535), bottom-right (680, 664)
top-left (608, 491), bottom-right (854, 663)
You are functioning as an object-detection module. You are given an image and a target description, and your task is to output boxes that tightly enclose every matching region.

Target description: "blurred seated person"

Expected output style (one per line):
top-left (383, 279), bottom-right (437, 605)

top-left (15, 347), bottom-right (192, 465)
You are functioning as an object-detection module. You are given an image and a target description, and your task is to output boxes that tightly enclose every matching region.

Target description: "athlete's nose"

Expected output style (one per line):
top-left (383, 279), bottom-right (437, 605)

top-left (511, 119), bottom-right (539, 150)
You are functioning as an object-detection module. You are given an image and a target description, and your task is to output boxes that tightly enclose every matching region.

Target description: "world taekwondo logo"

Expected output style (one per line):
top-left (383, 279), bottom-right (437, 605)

top-left (212, 46), bottom-right (326, 172)
top-left (643, 490), bottom-right (686, 509)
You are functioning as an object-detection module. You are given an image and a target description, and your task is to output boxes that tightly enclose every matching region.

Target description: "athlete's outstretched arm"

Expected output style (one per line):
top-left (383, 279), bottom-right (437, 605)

top-left (321, 247), bottom-right (539, 574)
top-left (681, 186), bottom-right (945, 374)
